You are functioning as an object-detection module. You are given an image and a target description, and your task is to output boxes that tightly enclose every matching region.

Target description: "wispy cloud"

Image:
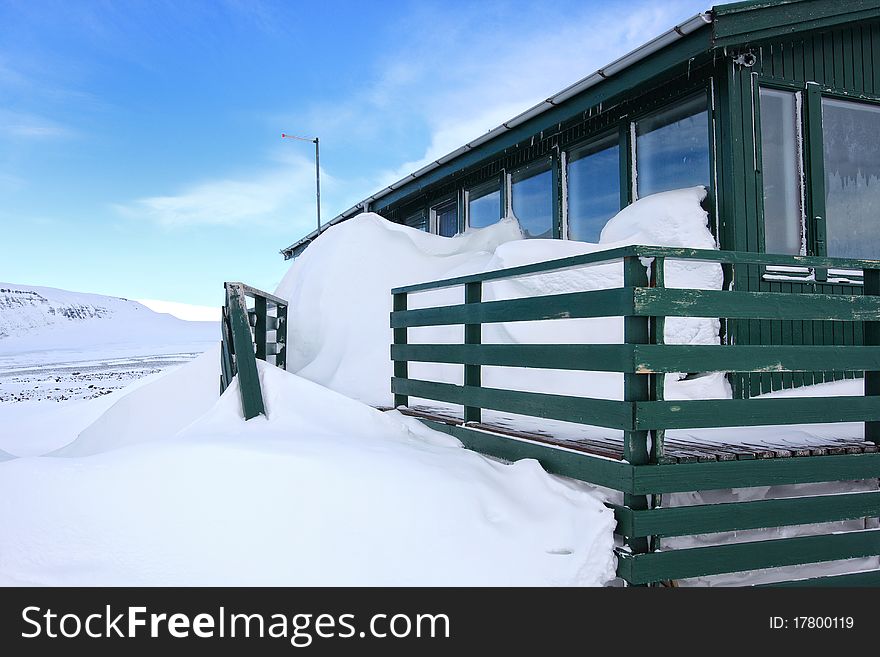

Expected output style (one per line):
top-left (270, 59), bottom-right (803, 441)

top-left (0, 109), bottom-right (74, 139)
top-left (285, 0), bottom-right (706, 196)
top-left (116, 153), bottom-right (333, 231)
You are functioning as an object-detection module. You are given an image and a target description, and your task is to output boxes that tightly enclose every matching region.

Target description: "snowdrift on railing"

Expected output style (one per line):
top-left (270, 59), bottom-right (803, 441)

top-left (276, 186), bottom-right (728, 408)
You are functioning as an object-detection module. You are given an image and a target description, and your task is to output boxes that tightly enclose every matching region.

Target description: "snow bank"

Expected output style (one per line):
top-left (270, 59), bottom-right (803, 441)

top-left (0, 362), bottom-right (616, 586)
top-left (276, 187), bottom-right (726, 408)
top-left (52, 346), bottom-right (221, 457)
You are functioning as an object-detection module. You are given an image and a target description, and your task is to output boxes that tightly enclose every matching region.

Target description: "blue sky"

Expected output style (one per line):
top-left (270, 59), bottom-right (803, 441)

top-left (0, 0), bottom-right (707, 307)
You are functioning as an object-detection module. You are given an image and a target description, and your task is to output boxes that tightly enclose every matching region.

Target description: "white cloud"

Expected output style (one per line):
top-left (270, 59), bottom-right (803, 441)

top-left (116, 153), bottom-right (331, 231)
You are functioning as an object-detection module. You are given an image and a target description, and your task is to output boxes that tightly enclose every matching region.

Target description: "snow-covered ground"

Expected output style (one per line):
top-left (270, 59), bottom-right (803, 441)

top-left (1, 187), bottom-right (876, 586)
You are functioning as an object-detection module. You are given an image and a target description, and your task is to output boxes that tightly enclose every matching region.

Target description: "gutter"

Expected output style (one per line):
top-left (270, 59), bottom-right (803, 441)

top-left (281, 10), bottom-right (714, 259)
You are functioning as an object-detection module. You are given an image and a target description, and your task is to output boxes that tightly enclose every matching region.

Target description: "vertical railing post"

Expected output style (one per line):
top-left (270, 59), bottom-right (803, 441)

top-left (464, 281), bottom-right (482, 423)
top-left (649, 256), bottom-right (666, 556)
top-left (622, 255), bottom-right (651, 582)
top-left (275, 301), bottom-right (288, 371)
top-left (254, 294), bottom-right (267, 361)
top-left (393, 291), bottom-right (409, 408)
top-left (865, 268), bottom-right (880, 443)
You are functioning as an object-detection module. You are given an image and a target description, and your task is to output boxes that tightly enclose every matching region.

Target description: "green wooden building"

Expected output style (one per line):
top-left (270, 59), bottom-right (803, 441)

top-left (223, 0), bottom-right (880, 585)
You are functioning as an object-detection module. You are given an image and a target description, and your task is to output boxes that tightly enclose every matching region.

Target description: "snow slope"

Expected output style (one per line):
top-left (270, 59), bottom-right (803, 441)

top-left (0, 282), bottom-right (217, 366)
top-left (0, 361), bottom-right (616, 586)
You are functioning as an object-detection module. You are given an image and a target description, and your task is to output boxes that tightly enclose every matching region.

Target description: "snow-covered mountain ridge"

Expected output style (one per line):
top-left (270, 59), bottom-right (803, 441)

top-left (0, 282), bottom-right (218, 362)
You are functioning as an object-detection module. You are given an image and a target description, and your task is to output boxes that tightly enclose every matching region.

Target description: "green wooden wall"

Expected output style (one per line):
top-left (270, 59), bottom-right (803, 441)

top-left (719, 20), bottom-right (880, 397)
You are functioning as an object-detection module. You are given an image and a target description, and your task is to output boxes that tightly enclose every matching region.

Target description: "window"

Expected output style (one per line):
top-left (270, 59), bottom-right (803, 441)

top-left (821, 98), bottom-right (880, 259)
top-left (635, 93), bottom-right (710, 198)
top-left (467, 179), bottom-right (502, 229)
top-left (510, 158), bottom-right (553, 239)
top-left (759, 88), bottom-right (803, 255)
top-left (404, 209), bottom-right (428, 232)
top-left (431, 198), bottom-right (459, 237)
top-left (566, 134), bottom-right (620, 242)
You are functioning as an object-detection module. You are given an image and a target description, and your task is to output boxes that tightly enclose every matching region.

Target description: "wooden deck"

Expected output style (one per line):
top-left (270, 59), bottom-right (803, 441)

top-left (387, 405), bottom-right (880, 465)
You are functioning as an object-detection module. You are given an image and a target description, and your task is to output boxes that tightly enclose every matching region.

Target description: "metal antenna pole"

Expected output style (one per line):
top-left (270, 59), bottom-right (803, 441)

top-left (314, 137), bottom-right (321, 233)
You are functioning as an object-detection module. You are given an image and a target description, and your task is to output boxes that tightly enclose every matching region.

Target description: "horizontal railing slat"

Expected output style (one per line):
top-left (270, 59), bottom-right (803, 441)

top-left (612, 491), bottom-right (880, 538)
top-left (391, 378), bottom-right (632, 430)
top-left (756, 569), bottom-right (880, 587)
top-left (633, 344), bottom-right (880, 373)
top-left (391, 343), bottom-right (880, 373)
top-left (635, 396), bottom-right (880, 430)
top-left (391, 343), bottom-right (631, 371)
top-left (616, 528), bottom-right (880, 585)
top-left (633, 288), bottom-right (880, 321)
top-left (391, 289), bottom-right (632, 328)
top-left (391, 245), bottom-right (880, 295)
top-left (630, 452), bottom-right (880, 494)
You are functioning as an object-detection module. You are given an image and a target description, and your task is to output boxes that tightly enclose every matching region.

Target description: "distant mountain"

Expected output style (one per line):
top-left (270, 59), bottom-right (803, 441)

top-left (0, 283), bottom-right (218, 362)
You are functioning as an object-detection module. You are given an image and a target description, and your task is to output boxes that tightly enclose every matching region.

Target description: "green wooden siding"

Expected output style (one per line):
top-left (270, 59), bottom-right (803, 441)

top-left (719, 20), bottom-right (880, 397)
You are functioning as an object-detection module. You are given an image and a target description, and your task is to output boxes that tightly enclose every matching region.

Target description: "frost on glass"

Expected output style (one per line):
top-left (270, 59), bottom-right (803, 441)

top-left (635, 93), bottom-right (709, 198)
top-left (510, 159), bottom-right (553, 239)
top-left (432, 199), bottom-right (458, 237)
top-left (759, 88), bottom-right (803, 255)
top-left (822, 98), bottom-right (880, 259)
top-left (567, 134), bottom-right (620, 243)
top-left (468, 180), bottom-right (502, 229)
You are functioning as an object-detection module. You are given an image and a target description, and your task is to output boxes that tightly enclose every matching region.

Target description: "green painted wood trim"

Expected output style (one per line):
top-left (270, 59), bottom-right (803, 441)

top-left (420, 420), bottom-right (633, 492)
top-left (391, 377), bottom-right (633, 430)
top-left (634, 395), bottom-right (880, 430)
top-left (225, 283), bottom-right (265, 420)
top-left (391, 343), bottom-right (633, 371)
top-left (392, 343), bottom-right (880, 374)
top-left (391, 245), bottom-right (880, 294)
top-left (632, 344), bottom-right (880, 373)
top-left (275, 304), bottom-right (288, 371)
top-left (613, 491), bottom-right (880, 538)
top-left (631, 452), bottom-right (880, 494)
top-left (390, 288), bottom-right (634, 328)
top-left (617, 528), bottom-right (880, 585)
top-left (712, 0), bottom-right (880, 49)
top-left (464, 282), bottom-right (482, 423)
top-left (254, 295), bottom-right (267, 361)
top-left (632, 287), bottom-right (880, 321)
top-left (866, 269), bottom-right (880, 442)
top-left (623, 256), bottom-right (652, 560)
top-left (755, 569), bottom-right (880, 587)
top-left (392, 292), bottom-right (408, 408)
top-left (806, 82), bottom-right (828, 260)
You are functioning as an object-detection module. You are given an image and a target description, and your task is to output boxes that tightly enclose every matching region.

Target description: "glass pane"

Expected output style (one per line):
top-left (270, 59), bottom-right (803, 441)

top-left (433, 199), bottom-right (459, 237)
top-left (468, 180), bottom-right (502, 229)
top-left (567, 134), bottom-right (620, 242)
top-left (822, 98), bottom-right (880, 259)
top-left (759, 88), bottom-right (803, 254)
top-left (635, 93), bottom-right (710, 197)
top-left (404, 210), bottom-right (427, 232)
top-left (511, 159), bottom-right (553, 239)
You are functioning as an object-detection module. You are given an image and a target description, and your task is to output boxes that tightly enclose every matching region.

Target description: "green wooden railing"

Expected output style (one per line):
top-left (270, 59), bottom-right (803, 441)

top-left (390, 245), bottom-right (880, 586)
top-left (221, 282), bottom-right (288, 420)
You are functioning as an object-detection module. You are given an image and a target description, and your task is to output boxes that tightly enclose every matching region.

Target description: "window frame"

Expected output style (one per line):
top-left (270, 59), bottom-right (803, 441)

top-left (563, 129), bottom-right (622, 243)
top-left (429, 194), bottom-right (461, 237)
top-left (507, 155), bottom-right (557, 239)
top-left (464, 175), bottom-right (504, 230)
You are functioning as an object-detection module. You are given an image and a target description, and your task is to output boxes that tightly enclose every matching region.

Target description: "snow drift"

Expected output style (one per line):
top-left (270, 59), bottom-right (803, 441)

top-left (0, 361), bottom-right (616, 586)
top-left (276, 187), bottom-right (727, 408)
